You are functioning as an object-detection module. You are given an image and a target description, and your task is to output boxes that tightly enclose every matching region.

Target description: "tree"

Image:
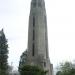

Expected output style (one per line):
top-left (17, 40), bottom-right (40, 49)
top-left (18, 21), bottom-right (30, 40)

top-left (56, 61), bottom-right (75, 75)
top-left (0, 29), bottom-right (8, 75)
top-left (19, 50), bottom-right (27, 69)
top-left (19, 65), bottom-right (47, 75)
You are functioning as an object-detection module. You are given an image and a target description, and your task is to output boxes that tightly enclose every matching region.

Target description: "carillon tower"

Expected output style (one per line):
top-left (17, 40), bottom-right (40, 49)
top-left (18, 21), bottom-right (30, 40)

top-left (27, 0), bottom-right (53, 75)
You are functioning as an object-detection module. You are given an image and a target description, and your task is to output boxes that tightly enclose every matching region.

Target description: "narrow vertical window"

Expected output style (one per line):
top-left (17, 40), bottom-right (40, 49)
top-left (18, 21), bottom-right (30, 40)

top-left (33, 29), bottom-right (35, 40)
top-left (33, 16), bottom-right (35, 40)
top-left (44, 62), bottom-right (46, 67)
top-left (33, 16), bottom-right (35, 27)
top-left (32, 16), bottom-right (35, 56)
top-left (33, 1), bottom-right (36, 7)
top-left (32, 43), bottom-right (35, 56)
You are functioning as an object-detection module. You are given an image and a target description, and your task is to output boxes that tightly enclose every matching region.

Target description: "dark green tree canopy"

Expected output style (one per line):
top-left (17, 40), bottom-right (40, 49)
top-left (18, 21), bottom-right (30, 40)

top-left (19, 50), bottom-right (27, 69)
top-left (19, 65), bottom-right (47, 75)
top-left (0, 29), bottom-right (8, 75)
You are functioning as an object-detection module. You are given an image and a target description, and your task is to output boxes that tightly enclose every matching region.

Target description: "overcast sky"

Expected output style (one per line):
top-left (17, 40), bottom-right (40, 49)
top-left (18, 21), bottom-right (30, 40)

top-left (0, 0), bottom-right (75, 70)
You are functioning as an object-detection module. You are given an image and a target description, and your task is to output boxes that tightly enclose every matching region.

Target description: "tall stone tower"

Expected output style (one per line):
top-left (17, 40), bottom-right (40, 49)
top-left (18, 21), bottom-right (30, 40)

top-left (23, 0), bottom-right (53, 75)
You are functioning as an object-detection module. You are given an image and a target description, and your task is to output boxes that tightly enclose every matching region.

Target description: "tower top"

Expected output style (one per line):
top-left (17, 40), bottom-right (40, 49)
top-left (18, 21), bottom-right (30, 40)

top-left (31, 0), bottom-right (45, 9)
top-left (30, 0), bottom-right (46, 17)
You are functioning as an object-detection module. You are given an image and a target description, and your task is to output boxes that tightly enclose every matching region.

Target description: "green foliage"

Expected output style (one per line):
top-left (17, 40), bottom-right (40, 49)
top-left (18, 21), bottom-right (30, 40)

top-left (0, 29), bottom-right (8, 75)
top-left (19, 65), bottom-right (47, 75)
top-left (56, 62), bottom-right (75, 75)
top-left (19, 50), bottom-right (27, 69)
top-left (18, 51), bottom-right (47, 75)
top-left (56, 71), bottom-right (62, 75)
